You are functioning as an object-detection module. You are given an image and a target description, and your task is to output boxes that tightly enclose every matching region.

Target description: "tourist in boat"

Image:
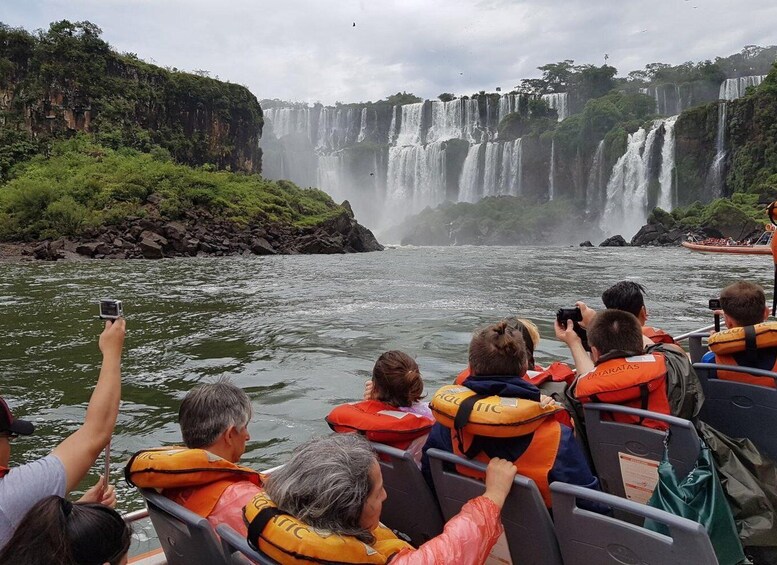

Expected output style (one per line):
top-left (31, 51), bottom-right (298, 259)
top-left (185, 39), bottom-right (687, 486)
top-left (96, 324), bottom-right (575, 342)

top-left (244, 433), bottom-right (517, 565)
top-left (0, 318), bottom-right (126, 550)
top-left (577, 281), bottom-right (676, 345)
top-left (454, 317), bottom-right (576, 385)
top-left (702, 281), bottom-right (777, 388)
top-left (421, 321), bottom-right (599, 508)
top-left (0, 495), bottom-right (131, 564)
top-left (558, 309), bottom-right (703, 427)
top-left (326, 351), bottom-right (434, 462)
top-left (125, 378), bottom-right (262, 536)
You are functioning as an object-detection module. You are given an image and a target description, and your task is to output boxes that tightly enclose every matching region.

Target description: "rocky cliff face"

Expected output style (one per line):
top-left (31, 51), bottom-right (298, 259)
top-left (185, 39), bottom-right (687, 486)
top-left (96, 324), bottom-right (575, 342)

top-left (0, 22), bottom-right (263, 173)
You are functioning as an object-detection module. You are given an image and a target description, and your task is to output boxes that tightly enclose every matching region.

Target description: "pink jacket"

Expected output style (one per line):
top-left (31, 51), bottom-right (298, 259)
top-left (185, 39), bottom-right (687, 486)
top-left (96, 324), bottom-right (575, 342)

top-left (391, 496), bottom-right (503, 564)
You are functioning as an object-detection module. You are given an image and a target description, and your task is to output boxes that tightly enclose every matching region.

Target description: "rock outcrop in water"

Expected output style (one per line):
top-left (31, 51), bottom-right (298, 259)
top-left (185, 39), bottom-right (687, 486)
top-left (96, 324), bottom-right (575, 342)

top-left (29, 199), bottom-right (382, 261)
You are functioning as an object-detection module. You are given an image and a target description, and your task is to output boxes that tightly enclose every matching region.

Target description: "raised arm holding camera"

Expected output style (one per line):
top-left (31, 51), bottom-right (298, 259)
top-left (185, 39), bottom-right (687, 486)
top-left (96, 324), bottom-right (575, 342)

top-left (0, 315), bottom-right (125, 550)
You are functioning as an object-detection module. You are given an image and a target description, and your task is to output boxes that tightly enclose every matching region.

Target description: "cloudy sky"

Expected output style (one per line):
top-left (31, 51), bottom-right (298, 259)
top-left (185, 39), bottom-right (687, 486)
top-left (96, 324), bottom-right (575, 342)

top-left (2, 0), bottom-right (776, 105)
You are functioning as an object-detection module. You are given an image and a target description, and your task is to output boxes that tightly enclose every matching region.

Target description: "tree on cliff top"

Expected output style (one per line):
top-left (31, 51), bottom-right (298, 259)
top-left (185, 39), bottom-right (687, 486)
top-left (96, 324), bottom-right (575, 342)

top-left (384, 91), bottom-right (422, 106)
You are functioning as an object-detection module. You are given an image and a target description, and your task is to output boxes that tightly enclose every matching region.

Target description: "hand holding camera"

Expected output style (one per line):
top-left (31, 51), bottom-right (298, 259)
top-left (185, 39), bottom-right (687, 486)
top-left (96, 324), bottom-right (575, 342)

top-left (98, 299), bottom-right (125, 359)
top-left (555, 306), bottom-right (590, 351)
top-left (708, 298), bottom-right (722, 332)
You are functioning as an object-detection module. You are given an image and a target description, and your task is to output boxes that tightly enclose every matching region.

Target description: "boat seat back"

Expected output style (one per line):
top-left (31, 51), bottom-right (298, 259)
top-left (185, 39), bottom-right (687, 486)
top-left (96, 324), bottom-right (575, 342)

top-left (550, 481), bottom-right (718, 565)
top-left (370, 442), bottom-right (444, 546)
top-left (217, 524), bottom-right (278, 565)
top-left (685, 332), bottom-right (709, 363)
top-left (583, 404), bottom-right (700, 524)
top-left (694, 362), bottom-right (777, 461)
top-left (139, 489), bottom-right (229, 565)
top-left (426, 448), bottom-right (562, 565)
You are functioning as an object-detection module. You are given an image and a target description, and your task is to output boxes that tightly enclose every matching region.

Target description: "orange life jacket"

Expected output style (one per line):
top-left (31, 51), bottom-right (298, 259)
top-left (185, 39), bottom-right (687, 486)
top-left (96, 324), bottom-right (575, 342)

top-left (125, 447), bottom-right (263, 518)
top-left (574, 353), bottom-right (672, 430)
top-left (707, 323), bottom-right (777, 388)
top-left (0, 466), bottom-right (8, 478)
top-left (431, 385), bottom-right (563, 507)
top-left (325, 400), bottom-right (434, 449)
top-left (642, 326), bottom-right (676, 345)
top-left (456, 363), bottom-right (575, 386)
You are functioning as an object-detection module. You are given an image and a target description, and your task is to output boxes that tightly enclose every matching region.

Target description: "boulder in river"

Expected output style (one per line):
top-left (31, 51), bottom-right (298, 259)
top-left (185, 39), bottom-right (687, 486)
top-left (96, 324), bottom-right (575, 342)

top-left (599, 235), bottom-right (628, 247)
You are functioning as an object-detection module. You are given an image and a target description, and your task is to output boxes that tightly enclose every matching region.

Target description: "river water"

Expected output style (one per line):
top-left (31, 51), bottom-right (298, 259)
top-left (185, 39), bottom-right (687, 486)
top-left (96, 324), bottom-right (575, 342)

top-left (0, 246), bottom-right (772, 512)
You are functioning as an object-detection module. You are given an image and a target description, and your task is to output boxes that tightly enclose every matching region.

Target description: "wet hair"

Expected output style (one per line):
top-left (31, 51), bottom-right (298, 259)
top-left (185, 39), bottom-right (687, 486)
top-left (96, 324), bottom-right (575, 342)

top-left (264, 434), bottom-right (377, 544)
top-left (372, 350), bottom-right (424, 408)
top-left (587, 310), bottom-right (644, 357)
top-left (601, 281), bottom-right (647, 318)
top-left (720, 281), bottom-right (767, 327)
top-left (179, 376), bottom-right (252, 448)
top-left (468, 321), bottom-right (528, 376)
top-left (0, 495), bottom-right (131, 565)
top-left (504, 318), bottom-right (540, 368)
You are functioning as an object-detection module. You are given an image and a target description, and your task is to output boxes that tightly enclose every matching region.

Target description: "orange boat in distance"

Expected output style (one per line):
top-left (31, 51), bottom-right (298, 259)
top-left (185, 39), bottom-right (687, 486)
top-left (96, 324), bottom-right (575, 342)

top-left (681, 228), bottom-right (773, 255)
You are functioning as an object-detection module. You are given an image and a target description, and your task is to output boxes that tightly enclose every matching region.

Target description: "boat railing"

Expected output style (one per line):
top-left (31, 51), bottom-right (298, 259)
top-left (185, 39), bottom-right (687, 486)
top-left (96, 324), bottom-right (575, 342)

top-left (673, 323), bottom-right (714, 363)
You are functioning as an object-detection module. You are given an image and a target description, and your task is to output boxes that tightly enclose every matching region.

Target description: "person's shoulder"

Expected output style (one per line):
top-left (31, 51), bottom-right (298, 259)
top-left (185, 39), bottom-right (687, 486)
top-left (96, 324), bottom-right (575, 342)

top-left (701, 350), bottom-right (715, 363)
top-left (5, 454), bottom-right (65, 483)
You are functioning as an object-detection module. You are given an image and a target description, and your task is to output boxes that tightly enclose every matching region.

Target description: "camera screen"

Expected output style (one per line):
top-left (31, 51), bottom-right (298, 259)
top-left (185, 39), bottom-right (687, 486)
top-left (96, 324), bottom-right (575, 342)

top-left (708, 298), bottom-right (721, 310)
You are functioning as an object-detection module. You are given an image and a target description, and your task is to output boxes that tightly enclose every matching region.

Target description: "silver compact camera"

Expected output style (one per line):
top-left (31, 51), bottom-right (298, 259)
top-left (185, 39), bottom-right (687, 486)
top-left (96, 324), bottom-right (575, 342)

top-left (99, 299), bottom-right (123, 320)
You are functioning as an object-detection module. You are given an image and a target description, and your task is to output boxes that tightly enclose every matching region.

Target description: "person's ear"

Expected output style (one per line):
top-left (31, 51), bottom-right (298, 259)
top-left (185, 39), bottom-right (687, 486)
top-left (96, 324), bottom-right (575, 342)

top-left (590, 346), bottom-right (601, 362)
top-left (640, 305), bottom-right (648, 322)
top-left (763, 306), bottom-right (770, 322)
top-left (223, 425), bottom-right (238, 446)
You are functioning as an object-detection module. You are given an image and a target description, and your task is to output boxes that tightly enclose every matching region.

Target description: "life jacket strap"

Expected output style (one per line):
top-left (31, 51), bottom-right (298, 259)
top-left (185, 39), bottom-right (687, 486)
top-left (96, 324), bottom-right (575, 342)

top-left (638, 384), bottom-right (649, 425)
top-left (743, 325), bottom-right (759, 367)
top-left (453, 394), bottom-right (487, 456)
top-left (247, 506), bottom-right (282, 552)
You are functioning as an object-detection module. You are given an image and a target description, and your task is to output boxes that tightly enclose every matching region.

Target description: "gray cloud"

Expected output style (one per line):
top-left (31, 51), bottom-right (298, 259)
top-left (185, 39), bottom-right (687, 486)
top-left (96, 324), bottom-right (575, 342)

top-left (2, 0), bottom-right (775, 104)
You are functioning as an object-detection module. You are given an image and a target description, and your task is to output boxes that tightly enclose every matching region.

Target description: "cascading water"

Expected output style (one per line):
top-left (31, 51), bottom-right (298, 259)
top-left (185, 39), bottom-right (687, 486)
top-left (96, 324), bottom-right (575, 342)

top-left (600, 122), bottom-right (662, 238)
top-left (719, 75), bottom-right (766, 100)
top-left (386, 142), bottom-right (447, 211)
top-left (482, 143), bottom-right (501, 196)
top-left (357, 108), bottom-right (368, 143)
top-left (394, 103), bottom-right (425, 146)
top-left (548, 139), bottom-right (556, 200)
top-left (585, 140), bottom-right (606, 213)
top-left (501, 138), bottom-right (523, 196)
top-left (458, 143), bottom-right (483, 203)
top-left (541, 93), bottom-right (569, 121)
top-left (657, 116), bottom-right (678, 210)
top-left (706, 102), bottom-right (727, 196)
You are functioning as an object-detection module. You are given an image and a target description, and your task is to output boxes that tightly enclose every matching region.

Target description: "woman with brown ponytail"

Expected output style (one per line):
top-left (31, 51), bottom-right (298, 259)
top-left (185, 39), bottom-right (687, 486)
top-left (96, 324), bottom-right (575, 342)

top-left (422, 321), bottom-right (601, 508)
top-left (326, 351), bottom-right (435, 462)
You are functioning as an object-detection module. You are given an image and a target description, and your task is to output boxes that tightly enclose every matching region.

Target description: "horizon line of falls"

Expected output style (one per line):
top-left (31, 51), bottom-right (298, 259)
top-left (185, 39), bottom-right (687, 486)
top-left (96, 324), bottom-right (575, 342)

top-left (260, 93), bottom-right (570, 229)
top-left (600, 116), bottom-right (679, 240)
top-left (719, 75), bottom-right (766, 101)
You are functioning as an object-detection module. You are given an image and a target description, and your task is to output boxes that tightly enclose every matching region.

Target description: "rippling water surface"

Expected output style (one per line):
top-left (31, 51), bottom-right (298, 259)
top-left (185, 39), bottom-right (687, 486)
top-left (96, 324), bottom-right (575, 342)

top-left (0, 246), bottom-right (771, 512)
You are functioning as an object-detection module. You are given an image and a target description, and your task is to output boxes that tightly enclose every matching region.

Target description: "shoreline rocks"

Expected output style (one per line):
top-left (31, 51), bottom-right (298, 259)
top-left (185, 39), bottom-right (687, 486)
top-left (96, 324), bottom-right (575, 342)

top-left (20, 202), bottom-right (382, 262)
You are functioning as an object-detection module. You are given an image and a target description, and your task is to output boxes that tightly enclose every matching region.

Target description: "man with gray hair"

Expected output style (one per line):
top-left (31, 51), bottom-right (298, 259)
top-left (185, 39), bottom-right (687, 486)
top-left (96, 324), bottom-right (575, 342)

top-left (126, 377), bottom-right (262, 536)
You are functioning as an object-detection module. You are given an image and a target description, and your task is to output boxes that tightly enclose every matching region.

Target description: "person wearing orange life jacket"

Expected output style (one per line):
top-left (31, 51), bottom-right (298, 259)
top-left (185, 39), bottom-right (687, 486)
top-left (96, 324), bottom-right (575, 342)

top-left (125, 378), bottom-right (262, 536)
top-left (577, 281), bottom-right (676, 345)
top-left (422, 321), bottom-right (600, 509)
top-left (245, 433), bottom-right (518, 565)
top-left (701, 281), bottom-right (777, 388)
top-left (557, 309), bottom-right (703, 429)
top-left (327, 351), bottom-right (434, 463)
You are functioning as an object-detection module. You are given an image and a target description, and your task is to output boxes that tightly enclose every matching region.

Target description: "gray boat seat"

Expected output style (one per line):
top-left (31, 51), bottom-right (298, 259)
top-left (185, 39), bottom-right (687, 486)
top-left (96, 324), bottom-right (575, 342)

top-left (583, 403), bottom-right (700, 523)
top-left (694, 362), bottom-right (777, 461)
top-left (426, 448), bottom-right (562, 565)
top-left (686, 332), bottom-right (709, 363)
top-left (139, 488), bottom-right (229, 565)
top-left (217, 523), bottom-right (278, 565)
top-left (550, 481), bottom-right (718, 565)
top-left (371, 442), bottom-right (444, 546)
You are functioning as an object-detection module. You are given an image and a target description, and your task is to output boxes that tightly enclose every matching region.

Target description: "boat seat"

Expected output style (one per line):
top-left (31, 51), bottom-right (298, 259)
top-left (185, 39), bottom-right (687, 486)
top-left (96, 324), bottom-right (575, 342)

top-left (370, 442), bottom-right (444, 546)
top-left (139, 488), bottom-right (229, 565)
top-left (426, 448), bottom-right (563, 565)
top-left (217, 524), bottom-right (278, 565)
top-left (694, 362), bottom-right (777, 461)
top-left (550, 481), bottom-right (718, 565)
top-left (583, 403), bottom-right (700, 524)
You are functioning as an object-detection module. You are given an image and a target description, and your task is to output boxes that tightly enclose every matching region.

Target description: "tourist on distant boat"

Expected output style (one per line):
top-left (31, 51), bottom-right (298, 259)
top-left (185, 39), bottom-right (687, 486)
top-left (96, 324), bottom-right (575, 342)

top-left (578, 281), bottom-right (676, 345)
top-left (0, 495), bottom-right (131, 565)
top-left (125, 378), bottom-right (262, 537)
top-left (702, 281), bottom-right (777, 388)
top-left (244, 433), bottom-right (517, 565)
top-left (421, 321), bottom-right (599, 508)
top-left (0, 318), bottom-right (126, 551)
top-left (326, 351), bottom-right (434, 462)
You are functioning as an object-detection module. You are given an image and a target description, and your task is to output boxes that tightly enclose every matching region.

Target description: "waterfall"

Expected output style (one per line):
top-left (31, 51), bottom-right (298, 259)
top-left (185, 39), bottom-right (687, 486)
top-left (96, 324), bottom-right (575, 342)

top-left (585, 140), bottom-right (606, 213)
top-left (317, 153), bottom-right (344, 200)
top-left (394, 103), bottom-right (425, 146)
top-left (600, 121), bottom-right (662, 238)
top-left (459, 143), bottom-right (483, 203)
top-left (548, 139), bottom-right (556, 200)
top-left (357, 108), bottom-right (368, 143)
top-left (719, 75), bottom-right (766, 101)
top-left (657, 116), bottom-right (678, 210)
top-left (706, 102), bottom-right (728, 196)
top-left (386, 142), bottom-right (447, 210)
top-left (387, 106), bottom-right (398, 144)
top-left (501, 138), bottom-right (523, 196)
top-left (541, 93), bottom-right (569, 121)
top-left (482, 143), bottom-right (502, 196)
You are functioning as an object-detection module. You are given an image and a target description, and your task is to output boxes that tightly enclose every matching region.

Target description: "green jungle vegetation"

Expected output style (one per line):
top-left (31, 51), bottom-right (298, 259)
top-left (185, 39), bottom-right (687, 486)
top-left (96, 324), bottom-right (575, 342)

top-left (0, 136), bottom-right (342, 241)
top-left (0, 20), bottom-right (348, 242)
